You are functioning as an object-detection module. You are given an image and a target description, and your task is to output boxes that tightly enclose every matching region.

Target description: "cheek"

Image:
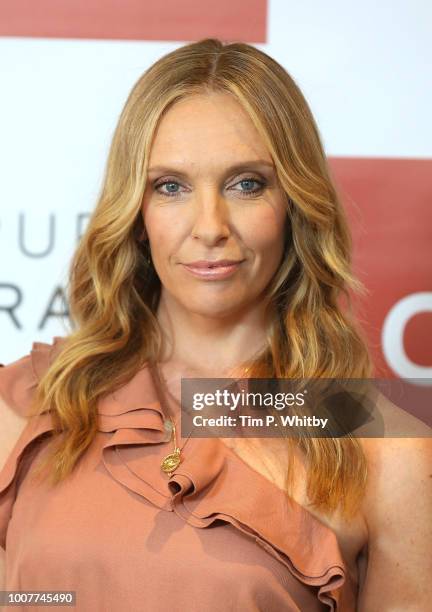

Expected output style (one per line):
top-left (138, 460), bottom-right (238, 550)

top-left (148, 230), bottom-right (174, 266)
top-left (241, 209), bottom-right (285, 253)
top-left (143, 208), bottom-right (177, 260)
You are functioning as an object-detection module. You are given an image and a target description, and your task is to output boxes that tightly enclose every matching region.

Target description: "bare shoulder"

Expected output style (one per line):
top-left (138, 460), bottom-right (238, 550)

top-left (358, 388), bottom-right (431, 527)
top-left (359, 434), bottom-right (432, 518)
top-left (356, 392), bottom-right (432, 610)
top-left (0, 392), bottom-right (29, 474)
top-left (358, 388), bottom-right (431, 489)
top-left (372, 386), bottom-right (431, 436)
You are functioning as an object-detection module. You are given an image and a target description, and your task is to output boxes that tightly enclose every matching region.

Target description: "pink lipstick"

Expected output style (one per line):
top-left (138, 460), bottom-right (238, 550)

top-left (181, 259), bottom-right (244, 280)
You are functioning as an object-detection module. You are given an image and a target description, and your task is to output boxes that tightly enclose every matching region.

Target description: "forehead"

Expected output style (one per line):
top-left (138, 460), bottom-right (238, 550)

top-left (147, 93), bottom-right (272, 170)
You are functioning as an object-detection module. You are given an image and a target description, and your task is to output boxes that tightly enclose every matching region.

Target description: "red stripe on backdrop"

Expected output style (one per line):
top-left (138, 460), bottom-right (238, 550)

top-left (0, 0), bottom-right (267, 42)
top-left (330, 157), bottom-right (432, 425)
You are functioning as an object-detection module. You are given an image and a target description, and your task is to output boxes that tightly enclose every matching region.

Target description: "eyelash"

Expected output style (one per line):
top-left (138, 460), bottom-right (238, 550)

top-left (153, 177), bottom-right (267, 199)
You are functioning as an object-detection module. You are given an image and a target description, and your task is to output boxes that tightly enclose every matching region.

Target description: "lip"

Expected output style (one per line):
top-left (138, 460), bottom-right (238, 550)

top-left (184, 259), bottom-right (243, 268)
top-left (181, 259), bottom-right (245, 280)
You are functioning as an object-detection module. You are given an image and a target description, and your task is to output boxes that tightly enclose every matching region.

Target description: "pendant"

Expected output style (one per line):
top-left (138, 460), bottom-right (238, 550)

top-left (160, 448), bottom-right (181, 474)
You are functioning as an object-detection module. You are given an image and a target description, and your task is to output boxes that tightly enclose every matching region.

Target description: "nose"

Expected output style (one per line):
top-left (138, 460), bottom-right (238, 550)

top-left (190, 191), bottom-right (230, 246)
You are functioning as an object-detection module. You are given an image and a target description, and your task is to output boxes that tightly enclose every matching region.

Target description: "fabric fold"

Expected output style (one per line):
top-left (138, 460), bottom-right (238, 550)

top-left (0, 336), bottom-right (355, 610)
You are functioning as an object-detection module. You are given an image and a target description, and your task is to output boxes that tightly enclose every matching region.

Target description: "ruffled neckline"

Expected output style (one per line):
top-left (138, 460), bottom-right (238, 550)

top-left (1, 337), bottom-right (356, 610)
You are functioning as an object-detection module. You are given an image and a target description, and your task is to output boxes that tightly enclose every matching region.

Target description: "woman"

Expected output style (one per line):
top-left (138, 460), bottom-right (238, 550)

top-left (0, 38), bottom-right (430, 611)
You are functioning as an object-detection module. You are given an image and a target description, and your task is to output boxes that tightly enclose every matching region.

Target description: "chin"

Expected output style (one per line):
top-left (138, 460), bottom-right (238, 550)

top-left (185, 299), bottom-right (243, 319)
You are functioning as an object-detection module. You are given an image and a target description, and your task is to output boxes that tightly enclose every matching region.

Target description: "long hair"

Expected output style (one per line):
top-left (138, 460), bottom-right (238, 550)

top-left (29, 38), bottom-right (373, 518)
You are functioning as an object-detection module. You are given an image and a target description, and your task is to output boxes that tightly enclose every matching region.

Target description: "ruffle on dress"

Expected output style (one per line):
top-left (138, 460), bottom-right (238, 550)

top-left (0, 337), bottom-right (356, 611)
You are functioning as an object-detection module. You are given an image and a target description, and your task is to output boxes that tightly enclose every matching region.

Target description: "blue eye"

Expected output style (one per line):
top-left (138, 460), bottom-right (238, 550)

top-left (154, 181), bottom-right (183, 197)
top-left (233, 178), bottom-right (266, 197)
top-left (153, 176), bottom-right (266, 199)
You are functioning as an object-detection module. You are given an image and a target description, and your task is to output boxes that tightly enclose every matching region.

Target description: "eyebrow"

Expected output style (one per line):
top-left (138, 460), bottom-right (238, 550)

top-left (147, 159), bottom-right (275, 176)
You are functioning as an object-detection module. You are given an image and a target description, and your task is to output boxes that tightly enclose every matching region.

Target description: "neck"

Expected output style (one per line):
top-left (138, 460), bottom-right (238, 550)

top-left (155, 290), bottom-right (270, 377)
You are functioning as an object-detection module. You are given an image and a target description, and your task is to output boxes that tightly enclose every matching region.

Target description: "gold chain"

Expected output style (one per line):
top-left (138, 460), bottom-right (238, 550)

top-left (159, 364), bottom-right (251, 477)
top-left (160, 416), bottom-right (193, 476)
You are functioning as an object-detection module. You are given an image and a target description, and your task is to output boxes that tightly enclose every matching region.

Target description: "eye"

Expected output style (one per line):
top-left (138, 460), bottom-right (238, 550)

top-left (153, 176), bottom-right (267, 199)
top-left (231, 177), bottom-right (266, 198)
top-left (153, 180), bottom-right (186, 198)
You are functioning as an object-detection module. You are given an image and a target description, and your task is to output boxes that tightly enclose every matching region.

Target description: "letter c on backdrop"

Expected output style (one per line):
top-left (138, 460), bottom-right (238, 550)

top-left (382, 292), bottom-right (432, 385)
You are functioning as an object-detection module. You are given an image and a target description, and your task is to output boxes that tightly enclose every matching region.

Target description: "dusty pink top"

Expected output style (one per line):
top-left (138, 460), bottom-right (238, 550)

top-left (0, 337), bottom-right (357, 611)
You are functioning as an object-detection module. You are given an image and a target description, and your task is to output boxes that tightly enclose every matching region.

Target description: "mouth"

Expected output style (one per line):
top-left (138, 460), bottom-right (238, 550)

top-left (181, 259), bottom-right (245, 280)
top-left (183, 259), bottom-right (244, 268)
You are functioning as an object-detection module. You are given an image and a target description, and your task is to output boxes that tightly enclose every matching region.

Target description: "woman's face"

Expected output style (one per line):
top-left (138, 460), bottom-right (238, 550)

top-left (141, 92), bottom-right (288, 319)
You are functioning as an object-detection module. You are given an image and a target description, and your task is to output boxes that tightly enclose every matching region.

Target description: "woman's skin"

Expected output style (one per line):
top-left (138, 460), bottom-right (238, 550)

top-left (142, 92), bottom-right (286, 377)
top-left (141, 92), bottom-right (432, 610)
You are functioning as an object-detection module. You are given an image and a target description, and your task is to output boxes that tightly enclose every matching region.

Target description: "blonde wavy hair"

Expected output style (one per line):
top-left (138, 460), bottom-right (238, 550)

top-left (29, 38), bottom-right (374, 519)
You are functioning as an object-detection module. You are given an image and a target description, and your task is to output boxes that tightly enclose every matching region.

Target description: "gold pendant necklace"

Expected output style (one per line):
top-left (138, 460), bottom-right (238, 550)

top-left (158, 363), bottom-right (250, 477)
top-left (160, 416), bottom-right (185, 476)
top-left (148, 362), bottom-right (185, 477)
